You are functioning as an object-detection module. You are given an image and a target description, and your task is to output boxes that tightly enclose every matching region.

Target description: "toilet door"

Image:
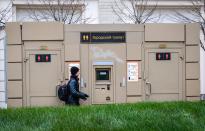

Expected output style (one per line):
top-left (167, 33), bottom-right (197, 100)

top-left (25, 50), bottom-right (62, 106)
top-left (144, 49), bottom-right (183, 101)
top-left (92, 65), bottom-right (114, 104)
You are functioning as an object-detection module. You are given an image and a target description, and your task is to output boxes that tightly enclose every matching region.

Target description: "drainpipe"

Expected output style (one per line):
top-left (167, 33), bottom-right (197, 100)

top-left (200, 46), bottom-right (205, 100)
top-left (0, 29), bottom-right (7, 109)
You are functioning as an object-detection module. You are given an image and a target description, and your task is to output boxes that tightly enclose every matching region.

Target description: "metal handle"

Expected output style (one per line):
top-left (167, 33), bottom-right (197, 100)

top-left (180, 55), bottom-right (184, 60)
top-left (24, 57), bottom-right (29, 62)
top-left (146, 81), bottom-right (152, 95)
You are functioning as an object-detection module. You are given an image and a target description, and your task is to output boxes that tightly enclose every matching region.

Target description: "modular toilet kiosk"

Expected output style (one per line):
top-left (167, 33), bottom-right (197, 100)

top-left (5, 22), bottom-right (201, 107)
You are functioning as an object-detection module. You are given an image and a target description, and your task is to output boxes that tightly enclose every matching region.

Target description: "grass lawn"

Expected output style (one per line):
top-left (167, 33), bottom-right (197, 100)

top-left (0, 101), bottom-right (205, 131)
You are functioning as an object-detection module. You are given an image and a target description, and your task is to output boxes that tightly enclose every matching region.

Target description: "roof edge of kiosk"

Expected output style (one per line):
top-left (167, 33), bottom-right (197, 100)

top-left (65, 24), bottom-right (144, 32)
top-left (22, 22), bottom-right (64, 41)
top-left (5, 22), bottom-right (22, 44)
top-left (145, 23), bottom-right (185, 42)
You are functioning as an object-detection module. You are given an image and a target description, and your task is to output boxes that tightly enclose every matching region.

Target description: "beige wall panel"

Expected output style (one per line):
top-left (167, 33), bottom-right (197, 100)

top-left (7, 63), bottom-right (22, 80)
top-left (65, 24), bottom-right (144, 32)
top-left (127, 80), bottom-right (142, 96)
top-left (79, 44), bottom-right (90, 105)
top-left (186, 23), bottom-right (200, 45)
top-left (22, 22), bottom-right (64, 40)
top-left (149, 94), bottom-right (179, 101)
top-left (30, 97), bottom-right (61, 107)
top-left (186, 46), bottom-right (200, 62)
top-left (64, 32), bottom-right (80, 61)
top-left (127, 44), bottom-right (141, 60)
top-left (115, 51), bottom-right (127, 103)
top-left (7, 81), bottom-right (22, 98)
top-left (186, 63), bottom-right (200, 79)
top-left (7, 45), bottom-right (22, 62)
top-left (186, 97), bottom-right (200, 101)
top-left (5, 22), bottom-right (22, 45)
top-left (65, 32), bottom-right (80, 45)
top-left (186, 80), bottom-right (200, 96)
top-left (145, 24), bottom-right (184, 42)
top-left (64, 63), bottom-right (69, 80)
top-left (126, 32), bottom-right (143, 44)
top-left (127, 96), bottom-right (142, 103)
top-left (65, 44), bottom-right (80, 61)
top-left (8, 99), bottom-right (22, 107)
top-left (24, 41), bottom-right (62, 50)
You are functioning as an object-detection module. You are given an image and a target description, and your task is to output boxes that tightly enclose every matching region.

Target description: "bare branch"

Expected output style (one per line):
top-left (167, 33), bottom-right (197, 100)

top-left (112, 0), bottom-right (159, 24)
top-left (26, 0), bottom-right (89, 24)
top-left (0, 1), bottom-right (13, 28)
top-left (171, 0), bottom-right (205, 51)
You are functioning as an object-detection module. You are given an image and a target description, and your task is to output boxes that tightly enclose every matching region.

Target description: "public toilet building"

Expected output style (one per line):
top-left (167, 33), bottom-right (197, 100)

top-left (5, 22), bottom-right (200, 107)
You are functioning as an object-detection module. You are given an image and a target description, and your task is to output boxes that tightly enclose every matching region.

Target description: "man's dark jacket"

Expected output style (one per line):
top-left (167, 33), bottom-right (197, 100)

top-left (66, 75), bottom-right (86, 105)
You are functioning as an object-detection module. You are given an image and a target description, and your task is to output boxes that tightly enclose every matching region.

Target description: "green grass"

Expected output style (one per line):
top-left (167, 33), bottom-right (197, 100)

top-left (0, 101), bottom-right (205, 131)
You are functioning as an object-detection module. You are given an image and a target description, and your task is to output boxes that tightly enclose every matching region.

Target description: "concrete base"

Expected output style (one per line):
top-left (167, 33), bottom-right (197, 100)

top-left (200, 94), bottom-right (205, 100)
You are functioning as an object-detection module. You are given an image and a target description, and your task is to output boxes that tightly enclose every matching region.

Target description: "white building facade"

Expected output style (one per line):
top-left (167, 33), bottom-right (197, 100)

top-left (0, 0), bottom-right (204, 108)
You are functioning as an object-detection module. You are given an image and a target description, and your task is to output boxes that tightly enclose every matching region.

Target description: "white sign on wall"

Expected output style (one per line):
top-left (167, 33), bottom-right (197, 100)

top-left (127, 62), bottom-right (138, 82)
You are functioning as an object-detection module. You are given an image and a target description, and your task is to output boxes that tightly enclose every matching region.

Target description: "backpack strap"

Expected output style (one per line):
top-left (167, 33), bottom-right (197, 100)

top-left (66, 78), bottom-right (73, 95)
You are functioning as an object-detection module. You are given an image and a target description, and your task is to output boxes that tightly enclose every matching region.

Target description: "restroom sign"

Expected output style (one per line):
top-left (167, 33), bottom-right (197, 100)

top-left (127, 62), bottom-right (138, 82)
top-left (35, 54), bottom-right (51, 62)
top-left (81, 32), bottom-right (126, 43)
top-left (156, 53), bottom-right (171, 60)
